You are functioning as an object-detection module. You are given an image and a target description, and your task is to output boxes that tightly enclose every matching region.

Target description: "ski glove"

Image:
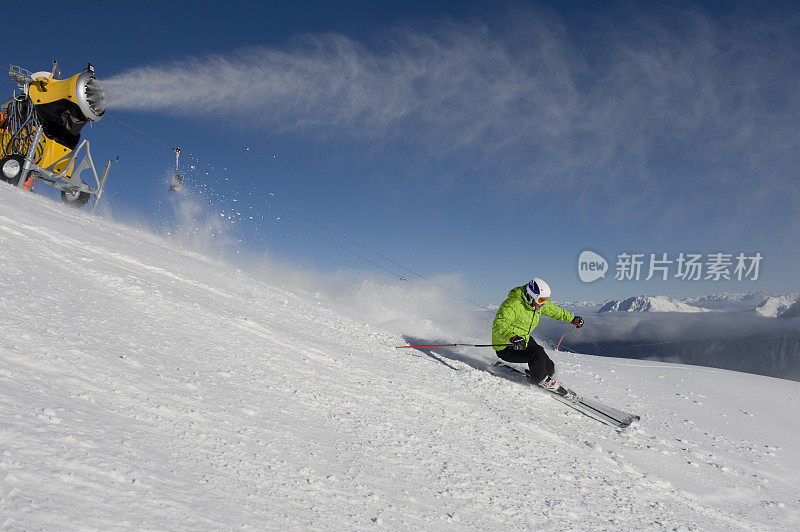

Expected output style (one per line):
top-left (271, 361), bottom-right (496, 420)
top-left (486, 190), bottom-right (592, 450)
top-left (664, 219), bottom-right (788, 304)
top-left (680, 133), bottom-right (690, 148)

top-left (510, 335), bottom-right (526, 350)
top-left (572, 316), bottom-right (584, 328)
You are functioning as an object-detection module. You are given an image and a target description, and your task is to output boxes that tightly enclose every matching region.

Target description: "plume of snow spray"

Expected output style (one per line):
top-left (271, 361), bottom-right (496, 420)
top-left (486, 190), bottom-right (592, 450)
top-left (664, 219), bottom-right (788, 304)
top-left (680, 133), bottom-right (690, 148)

top-left (104, 16), bottom-right (576, 154)
top-left (103, 9), bottom-right (800, 214)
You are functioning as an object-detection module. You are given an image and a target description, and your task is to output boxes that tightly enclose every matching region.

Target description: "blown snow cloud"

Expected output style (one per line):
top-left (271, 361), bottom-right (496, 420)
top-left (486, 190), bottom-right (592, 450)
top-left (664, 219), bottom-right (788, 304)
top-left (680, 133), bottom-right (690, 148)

top-left (104, 6), bottom-right (800, 217)
top-left (106, 14), bottom-right (578, 155)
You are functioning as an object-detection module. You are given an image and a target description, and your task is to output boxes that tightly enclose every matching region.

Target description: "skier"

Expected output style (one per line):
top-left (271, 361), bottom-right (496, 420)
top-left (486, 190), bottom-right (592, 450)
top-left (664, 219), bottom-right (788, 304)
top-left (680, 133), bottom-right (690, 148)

top-left (492, 277), bottom-right (583, 391)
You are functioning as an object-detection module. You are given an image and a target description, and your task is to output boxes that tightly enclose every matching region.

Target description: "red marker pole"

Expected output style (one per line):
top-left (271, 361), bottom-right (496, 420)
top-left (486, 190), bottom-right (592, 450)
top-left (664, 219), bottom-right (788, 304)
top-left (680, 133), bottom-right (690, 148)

top-left (395, 343), bottom-right (512, 349)
top-left (554, 326), bottom-right (577, 351)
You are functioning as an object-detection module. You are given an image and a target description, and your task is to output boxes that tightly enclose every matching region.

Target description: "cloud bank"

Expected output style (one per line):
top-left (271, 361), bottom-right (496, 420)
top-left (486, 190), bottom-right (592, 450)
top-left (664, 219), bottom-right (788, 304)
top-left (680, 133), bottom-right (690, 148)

top-left (534, 310), bottom-right (800, 381)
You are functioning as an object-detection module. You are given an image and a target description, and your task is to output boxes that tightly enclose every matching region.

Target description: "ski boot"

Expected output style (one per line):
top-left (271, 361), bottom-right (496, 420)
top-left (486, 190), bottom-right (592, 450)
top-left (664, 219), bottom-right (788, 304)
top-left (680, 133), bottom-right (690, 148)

top-left (536, 374), bottom-right (579, 402)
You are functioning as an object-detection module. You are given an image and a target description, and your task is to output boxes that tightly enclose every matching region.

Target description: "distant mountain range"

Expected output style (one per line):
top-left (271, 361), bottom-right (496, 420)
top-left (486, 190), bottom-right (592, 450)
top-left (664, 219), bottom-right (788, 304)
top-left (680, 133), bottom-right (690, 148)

top-left (562, 292), bottom-right (800, 317)
top-left (548, 292), bottom-right (800, 382)
top-left (684, 292), bottom-right (770, 310)
top-left (598, 295), bottom-right (710, 313)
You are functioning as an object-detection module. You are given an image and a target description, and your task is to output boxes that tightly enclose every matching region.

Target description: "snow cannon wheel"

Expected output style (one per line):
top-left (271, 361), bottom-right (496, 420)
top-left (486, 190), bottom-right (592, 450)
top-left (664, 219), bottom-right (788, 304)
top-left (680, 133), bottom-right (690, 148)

top-left (0, 154), bottom-right (24, 184)
top-left (61, 185), bottom-right (91, 208)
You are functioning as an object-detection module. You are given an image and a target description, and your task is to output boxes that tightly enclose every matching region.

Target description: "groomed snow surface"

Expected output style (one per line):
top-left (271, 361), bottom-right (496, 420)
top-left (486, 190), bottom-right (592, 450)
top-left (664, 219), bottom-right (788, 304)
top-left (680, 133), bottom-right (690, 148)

top-left (1, 187), bottom-right (799, 530)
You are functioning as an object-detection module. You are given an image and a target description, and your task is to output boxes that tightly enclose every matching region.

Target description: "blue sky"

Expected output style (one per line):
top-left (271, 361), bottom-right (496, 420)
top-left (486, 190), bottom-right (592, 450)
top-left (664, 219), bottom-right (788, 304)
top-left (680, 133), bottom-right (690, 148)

top-left (4, 0), bottom-right (799, 306)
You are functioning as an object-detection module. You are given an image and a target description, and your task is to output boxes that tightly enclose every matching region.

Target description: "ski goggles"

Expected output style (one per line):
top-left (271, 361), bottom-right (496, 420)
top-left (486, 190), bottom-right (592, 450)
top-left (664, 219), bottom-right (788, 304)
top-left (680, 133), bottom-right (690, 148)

top-left (526, 293), bottom-right (549, 305)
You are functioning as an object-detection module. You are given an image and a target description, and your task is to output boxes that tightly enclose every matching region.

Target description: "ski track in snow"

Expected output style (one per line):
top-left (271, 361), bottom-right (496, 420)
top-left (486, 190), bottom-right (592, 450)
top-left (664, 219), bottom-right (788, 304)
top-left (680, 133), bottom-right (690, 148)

top-left (1, 187), bottom-right (799, 530)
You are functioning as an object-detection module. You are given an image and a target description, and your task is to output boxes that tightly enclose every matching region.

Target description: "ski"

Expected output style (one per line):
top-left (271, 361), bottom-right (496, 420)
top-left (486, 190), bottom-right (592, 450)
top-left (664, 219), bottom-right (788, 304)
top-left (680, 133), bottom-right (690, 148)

top-left (490, 361), bottom-right (640, 429)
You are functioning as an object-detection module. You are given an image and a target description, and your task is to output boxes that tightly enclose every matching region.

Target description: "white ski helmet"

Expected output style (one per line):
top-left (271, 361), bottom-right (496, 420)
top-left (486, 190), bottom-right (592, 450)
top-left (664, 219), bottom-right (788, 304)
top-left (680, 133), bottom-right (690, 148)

top-left (525, 277), bottom-right (551, 305)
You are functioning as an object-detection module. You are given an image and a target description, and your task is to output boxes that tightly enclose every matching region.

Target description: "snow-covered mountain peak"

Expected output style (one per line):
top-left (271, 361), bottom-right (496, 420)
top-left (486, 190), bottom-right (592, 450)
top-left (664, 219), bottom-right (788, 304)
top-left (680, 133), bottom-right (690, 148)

top-left (756, 294), bottom-right (800, 318)
top-left (780, 298), bottom-right (800, 319)
top-left (598, 295), bottom-right (710, 313)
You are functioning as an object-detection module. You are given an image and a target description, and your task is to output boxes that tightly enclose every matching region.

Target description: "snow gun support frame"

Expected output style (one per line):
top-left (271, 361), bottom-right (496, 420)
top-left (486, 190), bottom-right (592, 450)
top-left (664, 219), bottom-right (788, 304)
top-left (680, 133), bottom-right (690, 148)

top-left (13, 124), bottom-right (113, 213)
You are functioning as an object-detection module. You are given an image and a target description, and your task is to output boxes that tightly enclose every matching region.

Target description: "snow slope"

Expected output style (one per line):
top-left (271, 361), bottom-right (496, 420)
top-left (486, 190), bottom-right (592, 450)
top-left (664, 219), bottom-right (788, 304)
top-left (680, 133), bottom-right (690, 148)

top-left (1, 187), bottom-right (799, 530)
top-left (598, 295), bottom-right (709, 313)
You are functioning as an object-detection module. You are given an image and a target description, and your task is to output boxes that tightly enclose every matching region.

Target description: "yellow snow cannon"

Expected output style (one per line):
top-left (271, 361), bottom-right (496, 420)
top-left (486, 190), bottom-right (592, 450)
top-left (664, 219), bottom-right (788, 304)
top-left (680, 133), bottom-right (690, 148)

top-left (0, 61), bottom-right (114, 210)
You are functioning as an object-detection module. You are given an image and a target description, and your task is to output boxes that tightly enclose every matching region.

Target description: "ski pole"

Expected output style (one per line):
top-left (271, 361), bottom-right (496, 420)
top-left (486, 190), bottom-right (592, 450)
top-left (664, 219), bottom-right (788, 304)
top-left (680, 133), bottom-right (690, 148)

top-left (554, 326), bottom-right (577, 351)
top-left (395, 343), bottom-right (513, 349)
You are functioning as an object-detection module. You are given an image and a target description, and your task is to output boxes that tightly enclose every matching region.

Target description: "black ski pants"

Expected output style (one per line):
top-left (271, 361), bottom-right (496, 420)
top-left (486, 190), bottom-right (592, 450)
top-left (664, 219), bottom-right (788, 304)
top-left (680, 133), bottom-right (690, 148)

top-left (496, 337), bottom-right (554, 383)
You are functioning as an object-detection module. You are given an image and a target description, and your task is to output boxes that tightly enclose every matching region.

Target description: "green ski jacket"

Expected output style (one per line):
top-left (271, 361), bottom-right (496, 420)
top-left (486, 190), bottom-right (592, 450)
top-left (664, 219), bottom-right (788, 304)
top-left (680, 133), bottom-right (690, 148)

top-left (491, 285), bottom-right (575, 350)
